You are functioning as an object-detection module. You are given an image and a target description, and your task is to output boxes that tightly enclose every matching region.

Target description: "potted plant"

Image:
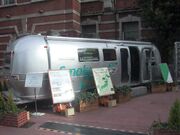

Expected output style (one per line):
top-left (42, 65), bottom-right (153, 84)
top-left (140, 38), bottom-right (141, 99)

top-left (74, 89), bottom-right (99, 112)
top-left (150, 99), bottom-right (180, 135)
top-left (151, 81), bottom-right (167, 93)
top-left (0, 90), bottom-right (30, 127)
top-left (114, 86), bottom-right (132, 104)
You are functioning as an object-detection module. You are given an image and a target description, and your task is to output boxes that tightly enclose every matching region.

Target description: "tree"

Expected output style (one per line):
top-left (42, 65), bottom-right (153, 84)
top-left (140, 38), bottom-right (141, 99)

top-left (138, 0), bottom-right (180, 62)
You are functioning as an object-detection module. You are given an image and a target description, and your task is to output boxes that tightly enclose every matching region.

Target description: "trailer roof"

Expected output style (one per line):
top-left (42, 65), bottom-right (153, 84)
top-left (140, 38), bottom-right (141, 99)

top-left (45, 35), bottom-right (152, 45)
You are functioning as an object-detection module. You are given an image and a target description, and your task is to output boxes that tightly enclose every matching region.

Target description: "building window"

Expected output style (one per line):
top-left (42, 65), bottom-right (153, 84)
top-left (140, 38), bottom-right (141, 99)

top-left (122, 22), bottom-right (139, 41)
top-left (81, 25), bottom-right (97, 38)
top-left (31, 0), bottom-right (45, 2)
top-left (103, 49), bottom-right (117, 61)
top-left (2, 0), bottom-right (15, 5)
top-left (78, 48), bottom-right (99, 62)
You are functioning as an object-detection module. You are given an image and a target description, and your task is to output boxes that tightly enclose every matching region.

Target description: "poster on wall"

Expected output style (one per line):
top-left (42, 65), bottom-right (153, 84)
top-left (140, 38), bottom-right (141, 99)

top-left (48, 70), bottom-right (75, 104)
top-left (159, 63), bottom-right (173, 83)
top-left (92, 67), bottom-right (114, 96)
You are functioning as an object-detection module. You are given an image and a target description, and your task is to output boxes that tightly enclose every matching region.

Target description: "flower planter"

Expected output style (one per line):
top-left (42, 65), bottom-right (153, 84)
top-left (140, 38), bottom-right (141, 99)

top-left (98, 96), bottom-right (116, 107)
top-left (75, 99), bottom-right (99, 112)
top-left (114, 92), bottom-right (131, 104)
top-left (0, 111), bottom-right (29, 127)
top-left (151, 84), bottom-right (167, 93)
top-left (152, 129), bottom-right (180, 135)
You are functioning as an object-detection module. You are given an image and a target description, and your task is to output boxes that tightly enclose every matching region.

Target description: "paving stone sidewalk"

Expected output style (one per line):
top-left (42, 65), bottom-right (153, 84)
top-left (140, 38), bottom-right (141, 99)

top-left (0, 91), bottom-right (180, 135)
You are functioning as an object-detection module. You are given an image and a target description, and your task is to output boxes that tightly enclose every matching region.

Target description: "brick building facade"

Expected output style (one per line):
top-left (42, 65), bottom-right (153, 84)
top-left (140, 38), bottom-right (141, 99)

top-left (0, 0), bottom-right (154, 70)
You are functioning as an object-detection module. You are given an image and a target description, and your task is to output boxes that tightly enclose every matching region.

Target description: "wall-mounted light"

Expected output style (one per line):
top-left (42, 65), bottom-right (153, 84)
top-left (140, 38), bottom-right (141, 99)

top-left (39, 9), bottom-right (44, 13)
top-left (6, 14), bottom-right (11, 18)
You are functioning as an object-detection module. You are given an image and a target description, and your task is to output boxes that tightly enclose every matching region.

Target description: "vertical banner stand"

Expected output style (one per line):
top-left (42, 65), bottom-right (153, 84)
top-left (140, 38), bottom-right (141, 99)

top-left (25, 73), bottom-right (44, 117)
top-left (34, 88), bottom-right (38, 116)
top-left (159, 63), bottom-right (174, 91)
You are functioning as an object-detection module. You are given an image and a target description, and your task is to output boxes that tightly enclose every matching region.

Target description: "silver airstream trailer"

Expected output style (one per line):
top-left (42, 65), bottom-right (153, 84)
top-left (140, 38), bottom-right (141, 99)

top-left (4, 35), bottom-right (161, 101)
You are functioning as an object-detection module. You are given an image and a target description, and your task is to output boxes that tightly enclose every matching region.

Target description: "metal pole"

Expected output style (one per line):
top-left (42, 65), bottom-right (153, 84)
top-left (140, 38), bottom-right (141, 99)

top-left (34, 88), bottom-right (38, 116)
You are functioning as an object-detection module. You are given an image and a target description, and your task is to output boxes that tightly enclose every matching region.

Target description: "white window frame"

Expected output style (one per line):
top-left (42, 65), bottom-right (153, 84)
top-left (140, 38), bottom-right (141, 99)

top-left (31, 0), bottom-right (45, 3)
top-left (1, 0), bottom-right (16, 5)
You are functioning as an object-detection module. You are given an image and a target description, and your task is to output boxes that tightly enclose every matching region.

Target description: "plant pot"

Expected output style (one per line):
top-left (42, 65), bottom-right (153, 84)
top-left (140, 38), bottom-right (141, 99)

top-left (152, 129), bottom-right (180, 135)
top-left (98, 96), bottom-right (116, 107)
top-left (65, 107), bottom-right (75, 117)
top-left (75, 99), bottom-right (99, 112)
top-left (0, 111), bottom-right (29, 127)
top-left (151, 84), bottom-right (167, 93)
top-left (114, 92), bottom-right (131, 104)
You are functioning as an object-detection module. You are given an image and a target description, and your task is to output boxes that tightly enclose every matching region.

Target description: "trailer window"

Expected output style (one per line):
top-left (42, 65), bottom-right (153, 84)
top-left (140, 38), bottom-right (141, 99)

top-left (103, 49), bottom-right (116, 61)
top-left (78, 48), bottom-right (99, 62)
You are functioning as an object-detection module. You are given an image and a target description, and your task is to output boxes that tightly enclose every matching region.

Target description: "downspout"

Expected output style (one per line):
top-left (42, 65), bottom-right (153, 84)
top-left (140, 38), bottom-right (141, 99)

top-left (113, 0), bottom-right (118, 40)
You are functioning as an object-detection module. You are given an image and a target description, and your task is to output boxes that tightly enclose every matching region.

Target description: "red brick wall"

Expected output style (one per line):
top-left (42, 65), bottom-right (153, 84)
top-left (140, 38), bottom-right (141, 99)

top-left (99, 23), bottom-right (116, 30)
top-left (101, 14), bottom-right (115, 21)
top-left (115, 0), bottom-right (138, 9)
top-left (0, 0), bottom-right (77, 18)
top-left (81, 1), bottom-right (103, 14)
top-left (99, 32), bottom-right (117, 39)
top-left (0, 0), bottom-right (81, 68)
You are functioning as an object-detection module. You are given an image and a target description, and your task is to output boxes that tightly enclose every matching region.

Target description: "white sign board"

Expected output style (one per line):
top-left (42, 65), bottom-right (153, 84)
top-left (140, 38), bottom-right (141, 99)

top-left (48, 70), bottom-right (75, 104)
top-left (92, 67), bottom-right (114, 96)
top-left (25, 73), bottom-right (43, 88)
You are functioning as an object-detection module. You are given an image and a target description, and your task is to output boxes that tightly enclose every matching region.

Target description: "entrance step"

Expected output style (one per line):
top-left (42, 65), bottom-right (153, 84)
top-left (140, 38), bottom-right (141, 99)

top-left (131, 86), bottom-right (147, 97)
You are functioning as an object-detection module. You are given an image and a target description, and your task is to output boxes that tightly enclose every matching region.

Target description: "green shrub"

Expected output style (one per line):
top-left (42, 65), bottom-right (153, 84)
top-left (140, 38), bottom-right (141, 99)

top-left (168, 99), bottom-right (180, 130)
top-left (75, 90), bottom-right (98, 104)
top-left (0, 92), bottom-right (6, 117)
top-left (151, 99), bottom-right (180, 131)
top-left (115, 86), bottom-right (132, 96)
top-left (0, 90), bottom-right (22, 116)
top-left (6, 90), bottom-right (21, 114)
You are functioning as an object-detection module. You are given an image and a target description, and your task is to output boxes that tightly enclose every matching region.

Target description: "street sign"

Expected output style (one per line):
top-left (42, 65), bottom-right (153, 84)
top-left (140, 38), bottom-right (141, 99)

top-left (25, 73), bottom-right (43, 88)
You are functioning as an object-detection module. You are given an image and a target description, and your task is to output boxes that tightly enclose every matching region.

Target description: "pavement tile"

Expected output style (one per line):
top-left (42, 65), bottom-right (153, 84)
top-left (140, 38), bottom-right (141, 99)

top-left (0, 91), bottom-right (180, 135)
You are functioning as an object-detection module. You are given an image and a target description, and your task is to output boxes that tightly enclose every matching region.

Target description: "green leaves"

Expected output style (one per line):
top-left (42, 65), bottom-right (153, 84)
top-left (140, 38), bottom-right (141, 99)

top-left (151, 99), bottom-right (180, 131)
top-left (168, 99), bottom-right (180, 130)
top-left (114, 86), bottom-right (132, 96)
top-left (0, 90), bottom-right (22, 117)
top-left (138, 0), bottom-right (180, 62)
top-left (75, 90), bottom-right (98, 104)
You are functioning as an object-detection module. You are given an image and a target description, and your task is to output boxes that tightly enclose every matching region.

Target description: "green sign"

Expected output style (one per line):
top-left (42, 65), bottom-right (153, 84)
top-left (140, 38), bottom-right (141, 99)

top-left (159, 63), bottom-right (173, 83)
top-left (92, 67), bottom-right (114, 96)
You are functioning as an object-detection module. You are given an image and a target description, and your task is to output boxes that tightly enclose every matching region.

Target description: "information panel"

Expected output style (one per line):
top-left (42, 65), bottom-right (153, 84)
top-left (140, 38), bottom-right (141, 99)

top-left (92, 67), bottom-right (114, 96)
top-left (25, 73), bottom-right (43, 88)
top-left (48, 70), bottom-right (74, 104)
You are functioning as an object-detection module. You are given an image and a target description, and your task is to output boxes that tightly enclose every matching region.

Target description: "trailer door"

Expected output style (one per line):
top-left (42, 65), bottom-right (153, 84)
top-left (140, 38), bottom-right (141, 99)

top-left (142, 48), bottom-right (152, 83)
top-left (120, 47), bottom-right (130, 85)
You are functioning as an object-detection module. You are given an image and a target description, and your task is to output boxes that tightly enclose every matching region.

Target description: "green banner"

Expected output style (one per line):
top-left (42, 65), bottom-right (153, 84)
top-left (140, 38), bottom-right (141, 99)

top-left (159, 63), bottom-right (173, 83)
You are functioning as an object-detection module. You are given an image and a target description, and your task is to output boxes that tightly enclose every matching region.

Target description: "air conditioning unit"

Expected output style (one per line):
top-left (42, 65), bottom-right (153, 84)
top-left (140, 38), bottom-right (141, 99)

top-left (103, 0), bottom-right (114, 11)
